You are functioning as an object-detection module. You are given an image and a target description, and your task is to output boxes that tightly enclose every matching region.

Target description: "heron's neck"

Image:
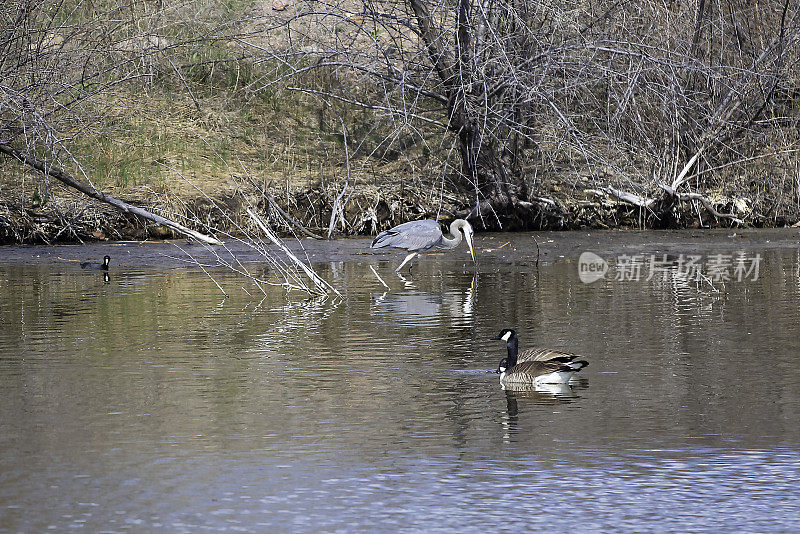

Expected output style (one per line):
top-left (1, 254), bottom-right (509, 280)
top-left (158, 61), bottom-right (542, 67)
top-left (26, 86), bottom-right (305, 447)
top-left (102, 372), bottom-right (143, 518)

top-left (441, 222), bottom-right (463, 249)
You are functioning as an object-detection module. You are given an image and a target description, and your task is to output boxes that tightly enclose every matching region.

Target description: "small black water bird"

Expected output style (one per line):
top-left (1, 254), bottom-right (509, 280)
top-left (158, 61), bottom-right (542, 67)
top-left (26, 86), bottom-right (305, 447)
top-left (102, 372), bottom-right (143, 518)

top-left (371, 219), bottom-right (476, 272)
top-left (491, 328), bottom-right (588, 386)
top-left (81, 255), bottom-right (111, 271)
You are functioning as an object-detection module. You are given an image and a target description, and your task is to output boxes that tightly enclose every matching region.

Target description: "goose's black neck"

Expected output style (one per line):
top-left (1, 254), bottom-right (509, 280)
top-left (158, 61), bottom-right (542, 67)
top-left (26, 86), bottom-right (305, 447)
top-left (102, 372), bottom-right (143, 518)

top-left (505, 333), bottom-right (519, 367)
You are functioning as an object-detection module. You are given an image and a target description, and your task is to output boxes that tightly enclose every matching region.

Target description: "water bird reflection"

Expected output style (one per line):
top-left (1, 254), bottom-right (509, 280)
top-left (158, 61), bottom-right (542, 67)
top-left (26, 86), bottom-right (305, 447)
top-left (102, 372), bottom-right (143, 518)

top-left (81, 255), bottom-right (111, 270)
top-left (503, 382), bottom-right (578, 399)
top-left (501, 380), bottom-right (587, 437)
top-left (500, 385), bottom-right (581, 441)
top-left (371, 285), bottom-right (476, 328)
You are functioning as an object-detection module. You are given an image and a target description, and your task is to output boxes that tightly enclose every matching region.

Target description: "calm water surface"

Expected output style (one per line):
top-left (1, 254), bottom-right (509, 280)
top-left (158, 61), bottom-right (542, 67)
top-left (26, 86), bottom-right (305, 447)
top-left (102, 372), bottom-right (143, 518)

top-left (1, 234), bottom-right (800, 532)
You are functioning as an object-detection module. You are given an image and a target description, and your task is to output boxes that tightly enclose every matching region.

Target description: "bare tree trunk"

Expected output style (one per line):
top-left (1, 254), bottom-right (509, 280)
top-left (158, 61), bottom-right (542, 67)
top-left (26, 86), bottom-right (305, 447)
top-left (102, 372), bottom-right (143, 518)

top-left (408, 0), bottom-right (517, 221)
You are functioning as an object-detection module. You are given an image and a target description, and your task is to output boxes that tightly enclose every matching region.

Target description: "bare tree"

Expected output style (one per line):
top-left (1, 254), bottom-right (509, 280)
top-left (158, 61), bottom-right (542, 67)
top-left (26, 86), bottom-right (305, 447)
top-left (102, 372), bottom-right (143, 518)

top-left (247, 0), bottom-right (800, 228)
top-left (3, 0), bottom-right (799, 238)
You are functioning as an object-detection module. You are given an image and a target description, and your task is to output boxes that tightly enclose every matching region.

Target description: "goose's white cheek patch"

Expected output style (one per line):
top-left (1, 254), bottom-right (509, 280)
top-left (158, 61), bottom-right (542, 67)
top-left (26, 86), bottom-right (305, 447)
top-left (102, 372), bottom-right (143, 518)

top-left (501, 331), bottom-right (512, 342)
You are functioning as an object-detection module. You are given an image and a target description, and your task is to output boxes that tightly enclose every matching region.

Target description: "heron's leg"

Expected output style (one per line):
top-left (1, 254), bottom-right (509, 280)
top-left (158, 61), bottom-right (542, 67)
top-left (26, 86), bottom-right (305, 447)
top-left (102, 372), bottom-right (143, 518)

top-left (395, 252), bottom-right (417, 272)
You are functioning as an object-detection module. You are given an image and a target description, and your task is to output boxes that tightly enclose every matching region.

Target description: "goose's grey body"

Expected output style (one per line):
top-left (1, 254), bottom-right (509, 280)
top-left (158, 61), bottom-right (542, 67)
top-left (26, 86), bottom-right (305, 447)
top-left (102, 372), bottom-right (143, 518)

top-left (499, 359), bottom-right (587, 385)
top-left (492, 329), bottom-right (588, 386)
top-left (516, 347), bottom-right (583, 364)
top-left (371, 219), bottom-right (476, 272)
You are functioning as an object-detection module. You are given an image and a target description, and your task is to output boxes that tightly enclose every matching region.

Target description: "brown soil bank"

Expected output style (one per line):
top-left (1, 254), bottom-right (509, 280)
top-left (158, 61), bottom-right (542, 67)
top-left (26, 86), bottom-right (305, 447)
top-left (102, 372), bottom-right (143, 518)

top-left (1, 176), bottom-right (799, 245)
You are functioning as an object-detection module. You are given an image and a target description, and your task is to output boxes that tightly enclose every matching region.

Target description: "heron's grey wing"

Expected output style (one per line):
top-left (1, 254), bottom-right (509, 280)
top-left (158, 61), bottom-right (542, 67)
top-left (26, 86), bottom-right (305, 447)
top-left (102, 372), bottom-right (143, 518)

top-left (371, 220), bottom-right (443, 251)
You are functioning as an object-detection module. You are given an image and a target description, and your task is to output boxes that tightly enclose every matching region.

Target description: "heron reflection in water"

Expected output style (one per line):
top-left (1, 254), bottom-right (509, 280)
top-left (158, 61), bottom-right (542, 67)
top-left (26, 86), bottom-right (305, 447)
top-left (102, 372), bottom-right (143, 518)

top-left (371, 219), bottom-right (476, 272)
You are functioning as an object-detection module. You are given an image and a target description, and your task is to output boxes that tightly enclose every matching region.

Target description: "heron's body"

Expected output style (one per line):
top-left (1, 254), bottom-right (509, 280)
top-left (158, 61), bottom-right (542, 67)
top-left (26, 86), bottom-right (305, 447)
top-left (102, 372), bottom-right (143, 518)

top-left (371, 219), bottom-right (475, 272)
top-left (81, 255), bottom-right (111, 271)
top-left (492, 329), bottom-right (588, 386)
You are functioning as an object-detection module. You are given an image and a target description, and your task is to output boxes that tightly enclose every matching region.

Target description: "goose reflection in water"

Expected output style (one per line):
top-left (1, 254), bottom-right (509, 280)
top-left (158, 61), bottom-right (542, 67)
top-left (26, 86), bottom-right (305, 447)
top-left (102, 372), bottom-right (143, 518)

top-left (499, 388), bottom-right (575, 441)
top-left (503, 382), bottom-right (578, 398)
top-left (501, 376), bottom-right (589, 398)
top-left (500, 380), bottom-right (588, 441)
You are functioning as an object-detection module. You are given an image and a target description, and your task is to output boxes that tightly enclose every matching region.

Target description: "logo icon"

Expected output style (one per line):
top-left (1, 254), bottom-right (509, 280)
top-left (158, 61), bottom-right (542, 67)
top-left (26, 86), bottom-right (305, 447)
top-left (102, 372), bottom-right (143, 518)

top-left (578, 251), bottom-right (608, 284)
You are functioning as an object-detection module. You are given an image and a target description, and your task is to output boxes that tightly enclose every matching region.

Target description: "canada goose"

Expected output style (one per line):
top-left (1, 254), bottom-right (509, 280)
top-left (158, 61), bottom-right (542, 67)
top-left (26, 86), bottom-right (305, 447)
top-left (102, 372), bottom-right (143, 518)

top-left (491, 328), bottom-right (588, 385)
top-left (81, 255), bottom-right (110, 270)
top-left (371, 219), bottom-right (476, 272)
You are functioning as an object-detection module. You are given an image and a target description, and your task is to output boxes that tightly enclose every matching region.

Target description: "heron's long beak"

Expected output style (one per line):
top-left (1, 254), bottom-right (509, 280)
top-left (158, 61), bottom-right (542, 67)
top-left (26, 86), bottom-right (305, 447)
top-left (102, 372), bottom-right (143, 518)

top-left (465, 233), bottom-right (476, 263)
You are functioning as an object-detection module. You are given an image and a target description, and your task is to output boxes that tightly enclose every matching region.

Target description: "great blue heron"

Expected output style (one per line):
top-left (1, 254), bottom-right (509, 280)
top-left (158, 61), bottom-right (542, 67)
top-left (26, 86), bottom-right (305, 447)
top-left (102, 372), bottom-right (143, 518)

top-left (491, 328), bottom-right (588, 386)
top-left (81, 255), bottom-right (111, 270)
top-left (371, 219), bottom-right (476, 272)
